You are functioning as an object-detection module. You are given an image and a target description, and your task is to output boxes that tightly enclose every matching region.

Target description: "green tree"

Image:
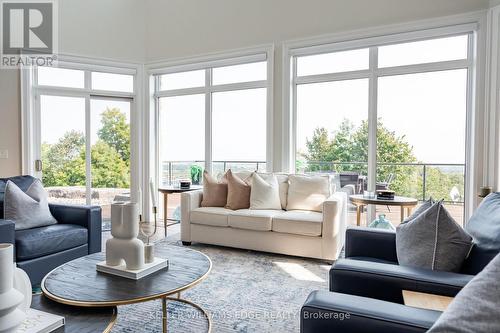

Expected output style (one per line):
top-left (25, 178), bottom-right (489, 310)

top-left (98, 108), bottom-right (130, 165)
top-left (302, 119), bottom-right (418, 196)
top-left (90, 141), bottom-right (129, 188)
top-left (42, 108), bottom-right (131, 188)
top-left (42, 131), bottom-right (85, 187)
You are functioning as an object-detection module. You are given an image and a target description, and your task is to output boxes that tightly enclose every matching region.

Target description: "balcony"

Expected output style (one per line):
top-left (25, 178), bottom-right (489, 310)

top-left (160, 160), bottom-right (465, 226)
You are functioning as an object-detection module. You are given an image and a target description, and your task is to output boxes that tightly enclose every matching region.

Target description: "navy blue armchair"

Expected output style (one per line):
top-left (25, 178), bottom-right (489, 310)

top-left (0, 176), bottom-right (102, 285)
top-left (301, 193), bottom-right (500, 332)
top-left (330, 194), bottom-right (500, 303)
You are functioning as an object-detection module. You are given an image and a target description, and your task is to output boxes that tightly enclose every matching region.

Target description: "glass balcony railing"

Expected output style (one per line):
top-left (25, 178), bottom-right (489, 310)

top-left (160, 160), bottom-right (267, 186)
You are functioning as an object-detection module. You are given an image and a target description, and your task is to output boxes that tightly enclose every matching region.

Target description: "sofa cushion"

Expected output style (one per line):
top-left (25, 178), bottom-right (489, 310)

top-left (0, 176), bottom-right (37, 217)
top-left (466, 192), bottom-right (500, 251)
top-left (15, 224), bottom-right (88, 261)
top-left (258, 173), bottom-right (289, 209)
top-left (286, 174), bottom-right (330, 212)
top-left (4, 179), bottom-right (57, 230)
top-left (250, 173), bottom-right (282, 210)
top-left (201, 171), bottom-right (228, 207)
top-left (228, 209), bottom-right (283, 231)
top-left (190, 207), bottom-right (233, 227)
top-left (225, 170), bottom-right (251, 210)
top-left (429, 253), bottom-right (500, 333)
top-left (396, 201), bottom-right (473, 272)
top-left (272, 210), bottom-right (322, 236)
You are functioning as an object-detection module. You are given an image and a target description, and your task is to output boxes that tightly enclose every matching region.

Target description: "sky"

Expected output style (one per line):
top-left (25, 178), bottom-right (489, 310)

top-left (41, 96), bottom-right (130, 145)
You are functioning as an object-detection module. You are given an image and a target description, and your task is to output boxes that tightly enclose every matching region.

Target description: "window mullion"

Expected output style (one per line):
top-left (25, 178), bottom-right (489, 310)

top-left (205, 68), bottom-right (213, 174)
top-left (367, 46), bottom-right (379, 222)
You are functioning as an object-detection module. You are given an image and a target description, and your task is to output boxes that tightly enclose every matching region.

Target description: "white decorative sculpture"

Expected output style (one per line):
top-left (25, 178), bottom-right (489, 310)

top-left (0, 243), bottom-right (31, 333)
top-left (106, 202), bottom-right (145, 270)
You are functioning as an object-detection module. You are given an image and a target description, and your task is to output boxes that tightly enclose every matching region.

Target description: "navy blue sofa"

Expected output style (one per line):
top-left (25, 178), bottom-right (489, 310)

top-left (301, 193), bottom-right (500, 332)
top-left (0, 176), bottom-right (102, 285)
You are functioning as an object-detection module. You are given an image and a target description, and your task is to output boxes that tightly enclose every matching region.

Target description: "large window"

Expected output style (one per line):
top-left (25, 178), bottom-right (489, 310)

top-left (154, 52), bottom-right (271, 186)
top-left (31, 63), bottom-right (136, 228)
top-left (291, 32), bottom-right (473, 225)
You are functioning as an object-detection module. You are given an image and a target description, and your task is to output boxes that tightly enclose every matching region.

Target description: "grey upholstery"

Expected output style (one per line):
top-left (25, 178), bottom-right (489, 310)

top-left (0, 175), bottom-right (102, 285)
top-left (301, 290), bottom-right (440, 333)
top-left (15, 224), bottom-right (88, 261)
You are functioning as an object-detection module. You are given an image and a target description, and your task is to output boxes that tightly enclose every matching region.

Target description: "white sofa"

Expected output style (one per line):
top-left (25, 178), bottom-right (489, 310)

top-left (180, 173), bottom-right (347, 261)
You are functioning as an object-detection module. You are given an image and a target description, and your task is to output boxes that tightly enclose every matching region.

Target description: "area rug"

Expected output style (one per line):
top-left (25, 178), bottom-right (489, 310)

top-left (110, 238), bottom-right (331, 332)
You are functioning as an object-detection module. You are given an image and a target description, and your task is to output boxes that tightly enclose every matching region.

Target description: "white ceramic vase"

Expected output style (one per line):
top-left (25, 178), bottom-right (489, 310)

top-left (0, 244), bottom-right (31, 333)
top-left (106, 202), bottom-right (145, 270)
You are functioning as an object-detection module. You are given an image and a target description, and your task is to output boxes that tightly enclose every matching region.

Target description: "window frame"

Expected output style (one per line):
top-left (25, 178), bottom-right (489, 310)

top-left (148, 46), bottom-right (274, 186)
top-left (283, 23), bottom-right (479, 222)
top-left (21, 56), bottom-right (141, 207)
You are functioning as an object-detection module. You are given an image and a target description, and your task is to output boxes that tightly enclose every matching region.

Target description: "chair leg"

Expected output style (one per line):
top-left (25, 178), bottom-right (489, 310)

top-left (182, 241), bottom-right (192, 246)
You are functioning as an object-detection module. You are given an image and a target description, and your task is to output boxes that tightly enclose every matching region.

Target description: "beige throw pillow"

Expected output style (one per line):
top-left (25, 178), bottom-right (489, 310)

top-left (225, 170), bottom-right (251, 210)
top-left (286, 174), bottom-right (330, 212)
top-left (250, 173), bottom-right (282, 210)
top-left (201, 171), bottom-right (228, 207)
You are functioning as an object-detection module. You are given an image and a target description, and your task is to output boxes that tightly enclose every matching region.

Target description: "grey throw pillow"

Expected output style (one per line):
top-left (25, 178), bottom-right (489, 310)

top-left (429, 253), bottom-right (500, 333)
top-left (4, 179), bottom-right (57, 230)
top-left (396, 201), bottom-right (472, 272)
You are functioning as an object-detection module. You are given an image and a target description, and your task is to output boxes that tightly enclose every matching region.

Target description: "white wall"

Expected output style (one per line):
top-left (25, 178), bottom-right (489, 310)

top-left (145, 0), bottom-right (489, 61)
top-left (59, 0), bottom-right (146, 62)
top-left (0, 0), bottom-right (145, 177)
top-left (0, 0), bottom-right (492, 177)
top-left (0, 70), bottom-right (21, 177)
top-left (144, 0), bottom-right (489, 170)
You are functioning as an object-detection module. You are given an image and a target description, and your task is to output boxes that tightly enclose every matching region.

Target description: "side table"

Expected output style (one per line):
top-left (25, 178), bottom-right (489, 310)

top-left (349, 194), bottom-right (418, 226)
top-left (158, 185), bottom-right (203, 237)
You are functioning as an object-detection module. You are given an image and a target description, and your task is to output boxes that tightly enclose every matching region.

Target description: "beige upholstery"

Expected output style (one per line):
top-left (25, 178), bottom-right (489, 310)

top-left (229, 209), bottom-right (283, 231)
top-left (258, 173), bottom-right (288, 209)
top-left (190, 207), bottom-right (233, 227)
top-left (181, 173), bottom-right (347, 261)
top-left (286, 174), bottom-right (331, 212)
top-left (272, 210), bottom-right (322, 236)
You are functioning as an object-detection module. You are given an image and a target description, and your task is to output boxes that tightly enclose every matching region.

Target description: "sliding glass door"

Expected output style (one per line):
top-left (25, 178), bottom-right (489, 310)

top-left (40, 95), bottom-right (87, 205)
top-left (90, 98), bottom-right (131, 224)
top-left (33, 64), bottom-right (136, 229)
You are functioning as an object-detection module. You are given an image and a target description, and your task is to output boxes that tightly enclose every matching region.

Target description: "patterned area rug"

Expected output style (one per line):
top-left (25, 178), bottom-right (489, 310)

top-left (110, 238), bottom-right (331, 332)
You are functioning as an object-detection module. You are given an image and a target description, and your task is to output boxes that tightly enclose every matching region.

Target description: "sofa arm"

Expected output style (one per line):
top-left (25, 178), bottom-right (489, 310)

top-left (338, 184), bottom-right (355, 197)
top-left (49, 204), bottom-right (102, 254)
top-left (0, 219), bottom-right (15, 244)
top-left (181, 189), bottom-right (203, 242)
top-left (321, 192), bottom-right (347, 260)
top-left (329, 258), bottom-right (473, 303)
top-left (345, 227), bottom-right (398, 263)
top-left (301, 290), bottom-right (439, 333)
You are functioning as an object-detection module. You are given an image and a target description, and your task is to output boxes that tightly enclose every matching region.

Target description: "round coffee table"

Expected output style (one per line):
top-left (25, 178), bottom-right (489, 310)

top-left (42, 245), bottom-right (212, 332)
top-left (31, 294), bottom-right (117, 333)
top-left (349, 194), bottom-right (418, 226)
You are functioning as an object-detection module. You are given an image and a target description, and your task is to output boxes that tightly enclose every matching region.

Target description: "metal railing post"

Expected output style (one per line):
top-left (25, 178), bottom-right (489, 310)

top-left (422, 165), bottom-right (427, 201)
top-left (168, 162), bottom-right (172, 185)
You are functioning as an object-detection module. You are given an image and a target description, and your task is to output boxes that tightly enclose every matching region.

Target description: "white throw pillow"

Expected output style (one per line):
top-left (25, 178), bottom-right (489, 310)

top-left (4, 179), bottom-right (58, 230)
top-left (286, 174), bottom-right (330, 212)
top-left (257, 172), bottom-right (289, 209)
top-left (250, 173), bottom-right (282, 210)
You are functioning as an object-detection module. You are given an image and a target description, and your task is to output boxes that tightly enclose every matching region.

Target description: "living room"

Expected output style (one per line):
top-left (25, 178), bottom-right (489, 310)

top-left (0, 0), bottom-right (500, 332)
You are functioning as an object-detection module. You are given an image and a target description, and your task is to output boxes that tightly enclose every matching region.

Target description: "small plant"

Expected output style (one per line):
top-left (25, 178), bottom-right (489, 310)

top-left (190, 165), bottom-right (203, 185)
